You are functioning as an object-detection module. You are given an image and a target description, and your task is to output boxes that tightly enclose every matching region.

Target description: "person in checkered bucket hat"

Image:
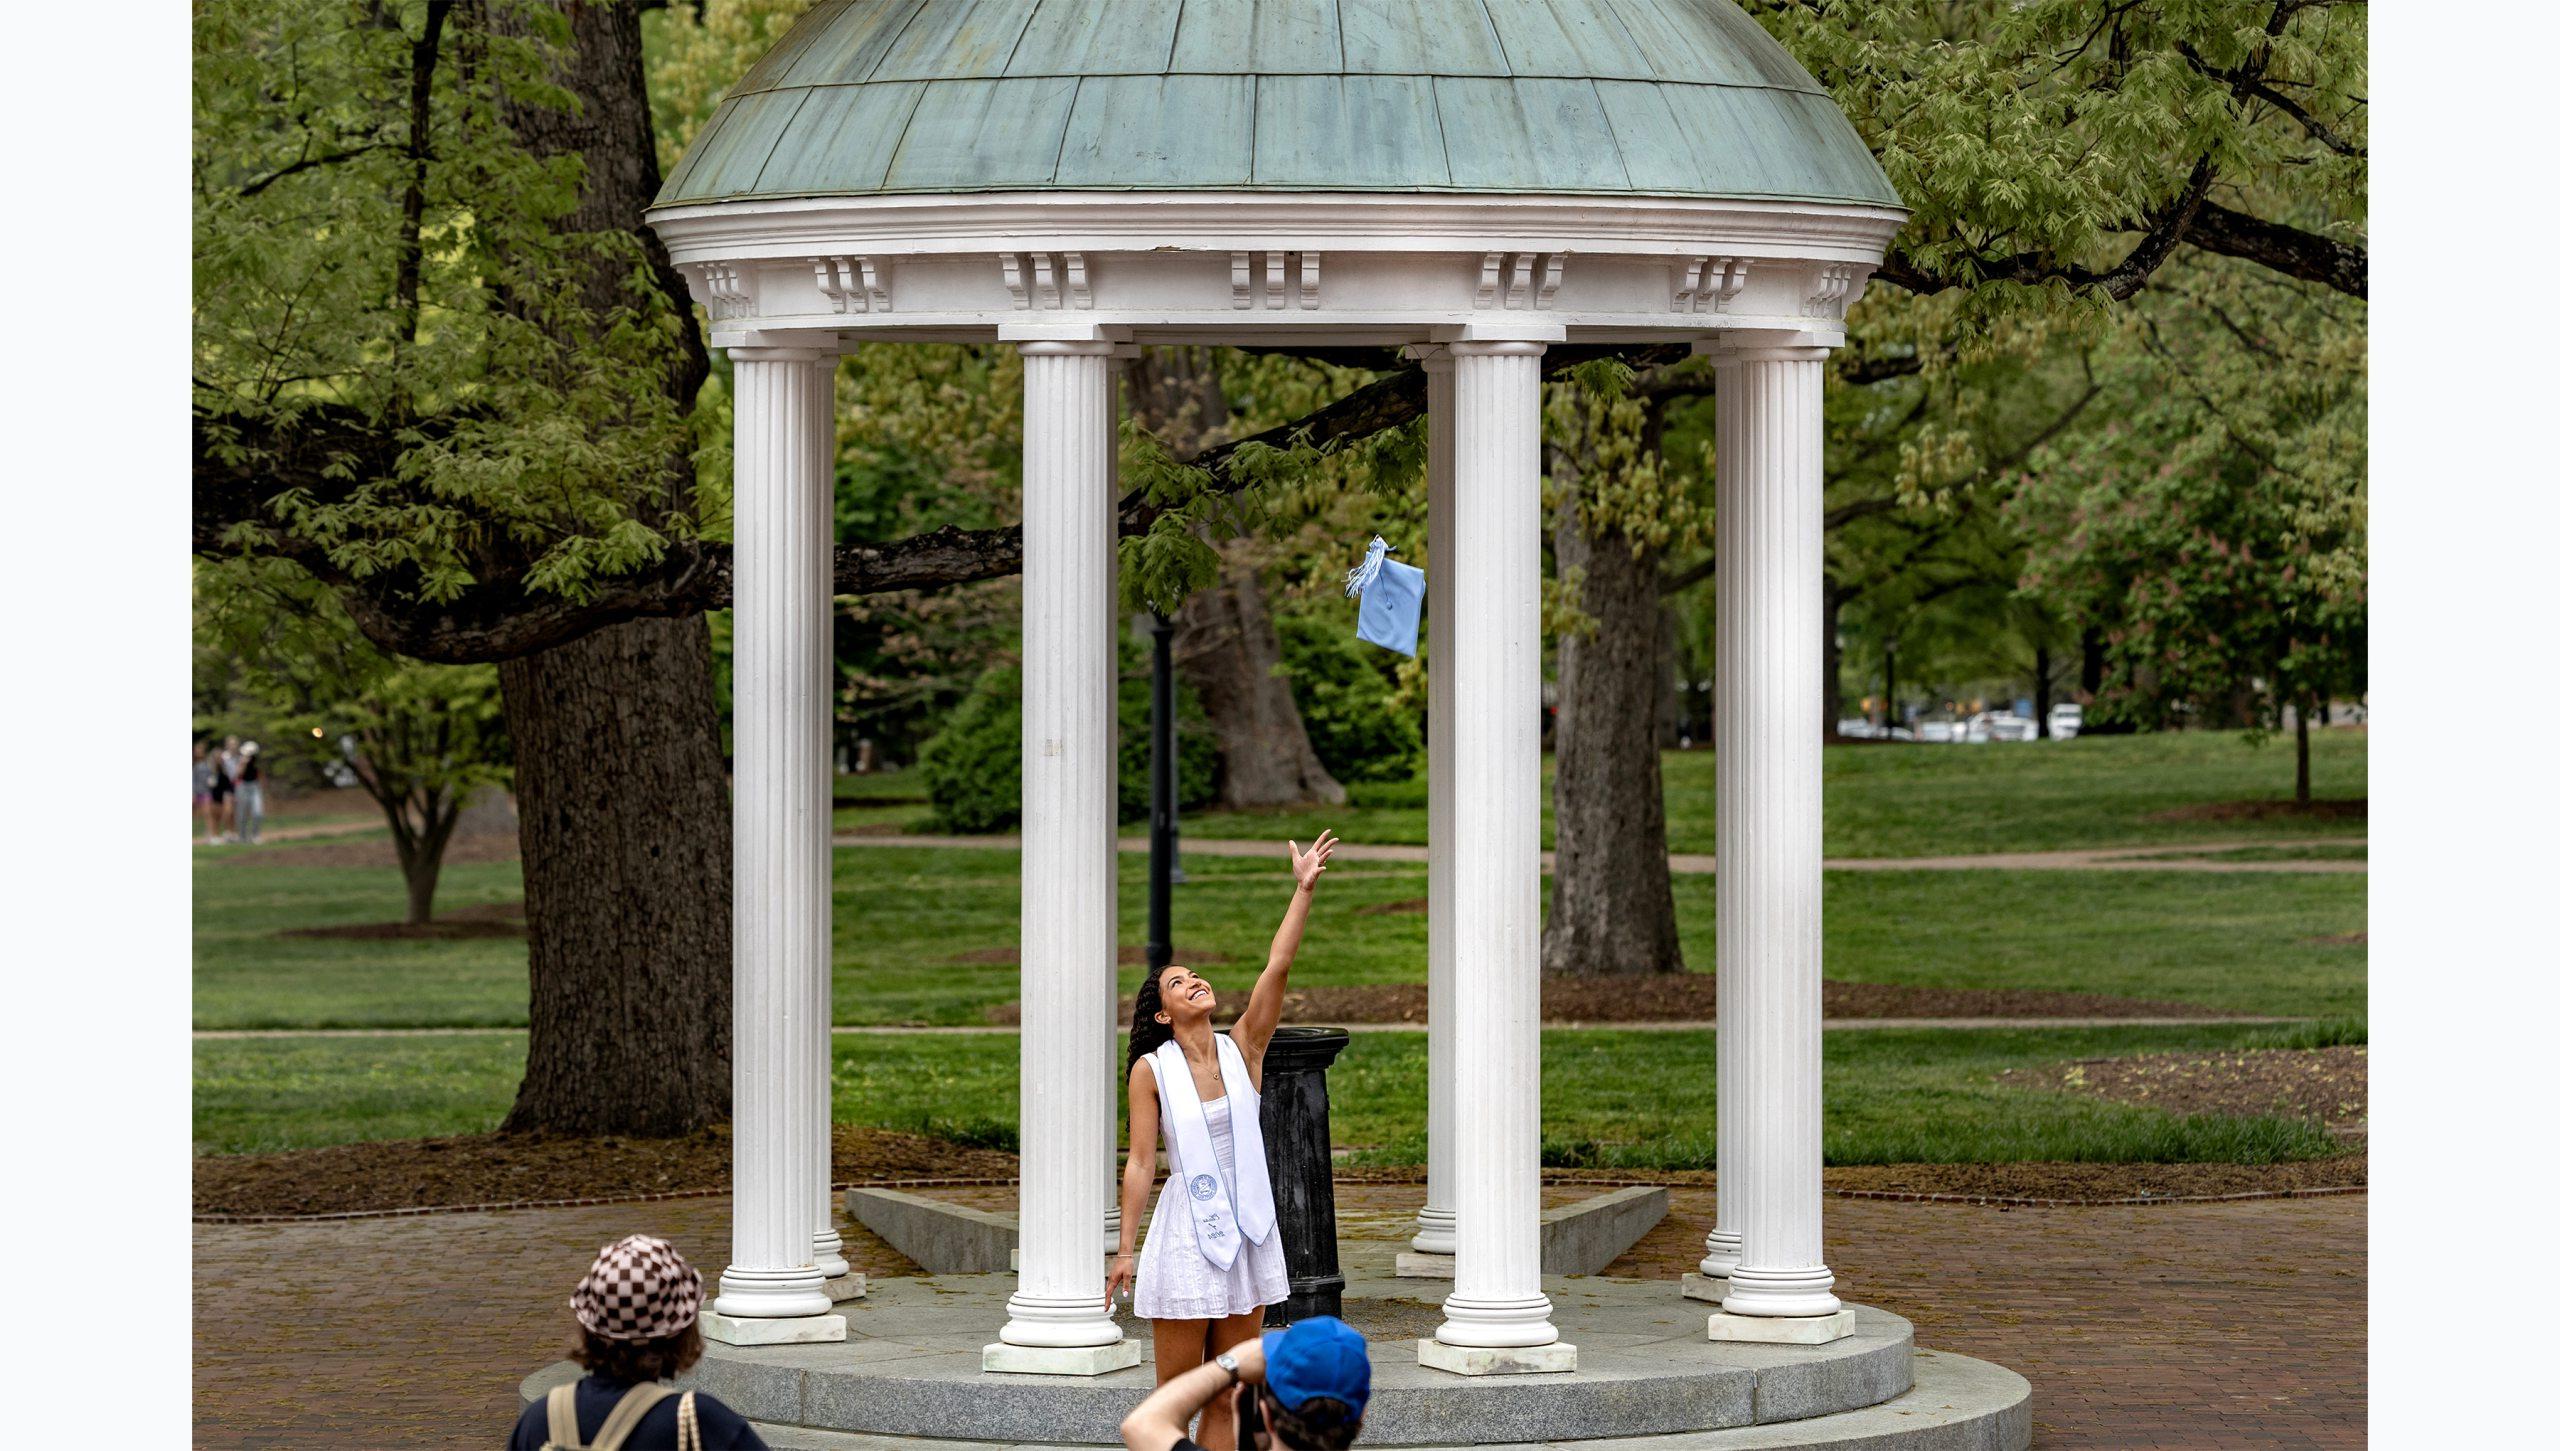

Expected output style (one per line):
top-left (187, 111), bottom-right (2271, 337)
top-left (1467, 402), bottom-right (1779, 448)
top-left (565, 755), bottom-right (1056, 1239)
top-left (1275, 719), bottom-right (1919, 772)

top-left (506, 1234), bottom-right (770, 1450)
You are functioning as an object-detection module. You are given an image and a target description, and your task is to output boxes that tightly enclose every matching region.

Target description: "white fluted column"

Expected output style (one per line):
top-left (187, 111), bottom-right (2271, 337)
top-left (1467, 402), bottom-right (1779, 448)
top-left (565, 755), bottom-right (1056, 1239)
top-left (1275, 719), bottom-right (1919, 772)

top-left (809, 349), bottom-right (860, 1304)
top-left (708, 344), bottom-right (846, 1345)
top-left (1103, 345), bottom-right (1134, 1260)
top-left (1404, 347), bottom-right (1457, 1268)
top-left (1422, 340), bottom-right (1574, 1376)
top-left (1703, 341), bottom-right (1851, 1345)
top-left (987, 339), bottom-right (1140, 1375)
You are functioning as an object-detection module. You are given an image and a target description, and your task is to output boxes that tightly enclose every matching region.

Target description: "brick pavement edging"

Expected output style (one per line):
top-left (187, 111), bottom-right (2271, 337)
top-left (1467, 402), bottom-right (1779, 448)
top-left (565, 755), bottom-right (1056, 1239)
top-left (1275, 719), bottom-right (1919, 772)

top-left (190, 1175), bottom-right (1021, 1225)
top-left (193, 1170), bottom-right (2364, 1224)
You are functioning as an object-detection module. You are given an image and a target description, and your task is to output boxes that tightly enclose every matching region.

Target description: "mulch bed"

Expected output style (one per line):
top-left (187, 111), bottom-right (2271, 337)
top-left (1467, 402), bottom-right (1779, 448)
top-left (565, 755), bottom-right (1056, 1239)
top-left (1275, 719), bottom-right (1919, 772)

top-left (2145, 797), bottom-right (2367, 824)
top-left (278, 900), bottom-right (528, 942)
top-left (192, 1125), bottom-right (1022, 1219)
top-left (1376, 1158), bottom-right (2368, 1202)
top-left (991, 975), bottom-right (2220, 1027)
top-left (2000, 1044), bottom-right (2367, 1133)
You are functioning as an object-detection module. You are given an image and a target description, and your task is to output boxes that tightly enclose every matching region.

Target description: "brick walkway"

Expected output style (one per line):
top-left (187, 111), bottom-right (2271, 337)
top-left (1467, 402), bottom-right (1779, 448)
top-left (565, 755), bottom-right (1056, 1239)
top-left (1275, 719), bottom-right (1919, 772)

top-left (192, 1185), bottom-right (2362, 1447)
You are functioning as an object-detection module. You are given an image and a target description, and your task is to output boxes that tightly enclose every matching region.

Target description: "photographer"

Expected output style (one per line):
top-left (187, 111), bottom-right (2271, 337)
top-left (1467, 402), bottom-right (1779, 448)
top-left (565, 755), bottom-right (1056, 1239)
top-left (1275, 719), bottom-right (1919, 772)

top-left (1120, 1316), bottom-right (1369, 1451)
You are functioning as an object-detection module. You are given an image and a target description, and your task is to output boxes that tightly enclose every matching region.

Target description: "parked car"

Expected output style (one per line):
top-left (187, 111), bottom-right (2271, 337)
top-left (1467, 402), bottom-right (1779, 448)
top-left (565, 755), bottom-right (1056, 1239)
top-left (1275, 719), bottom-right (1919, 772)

top-left (2048, 703), bottom-right (2084, 741)
top-left (1918, 720), bottom-right (1955, 743)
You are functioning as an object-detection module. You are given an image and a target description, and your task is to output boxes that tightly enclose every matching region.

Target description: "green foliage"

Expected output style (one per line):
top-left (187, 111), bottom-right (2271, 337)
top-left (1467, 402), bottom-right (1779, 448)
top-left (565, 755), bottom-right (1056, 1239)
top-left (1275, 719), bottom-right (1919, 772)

top-left (1274, 612), bottom-right (1423, 784)
top-left (916, 650), bottom-right (1220, 834)
top-left (196, 1), bottom-right (702, 609)
top-left (913, 667), bottom-right (1022, 834)
top-left (1754, 0), bottom-right (2365, 342)
top-left (196, 561), bottom-right (512, 843)
top-left (2008, 266), bottom-right (2365, 736)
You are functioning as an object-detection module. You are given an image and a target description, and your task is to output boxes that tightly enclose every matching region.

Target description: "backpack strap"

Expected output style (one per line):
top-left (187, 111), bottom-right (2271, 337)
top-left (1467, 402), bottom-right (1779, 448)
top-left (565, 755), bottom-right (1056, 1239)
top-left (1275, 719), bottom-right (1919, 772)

top-left (588, 1382), bottom-right (680, 1451)
top-left (543, 1383), bottom-right (582, 1449)
top-left (677, 1391), bottom-right (701, 1451)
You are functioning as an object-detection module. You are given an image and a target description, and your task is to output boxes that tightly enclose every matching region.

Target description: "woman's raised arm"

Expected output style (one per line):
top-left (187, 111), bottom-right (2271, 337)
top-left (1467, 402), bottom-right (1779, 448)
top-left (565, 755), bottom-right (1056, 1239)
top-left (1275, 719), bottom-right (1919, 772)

top-left (1234, 830), bottom-right (1338, 1066)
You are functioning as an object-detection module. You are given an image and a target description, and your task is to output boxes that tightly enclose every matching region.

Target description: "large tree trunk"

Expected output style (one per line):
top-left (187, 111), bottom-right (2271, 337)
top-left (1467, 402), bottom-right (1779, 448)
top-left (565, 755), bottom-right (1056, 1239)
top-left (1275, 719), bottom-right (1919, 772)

top-left (500, 617), bottom-right (733, 1135)
top-left (1176, 560), bottom-right (1347, 808)
top-left (491, 3), bottom-right (728, 1135)
top-left (1131, 348), bottom-right (1346, 808)
top-left (2295, 706), bottom-right (2312, 806)
top-left (1544, 492), bottom-right (1682, 977)
top-left (1655, 602), bottom-right (1681, 747)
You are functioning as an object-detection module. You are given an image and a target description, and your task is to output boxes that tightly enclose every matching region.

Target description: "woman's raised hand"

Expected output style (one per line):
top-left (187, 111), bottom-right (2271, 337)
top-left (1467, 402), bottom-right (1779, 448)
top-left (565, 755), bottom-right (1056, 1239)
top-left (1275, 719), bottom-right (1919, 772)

top-left (1289, 830), bottom-right (1339, 891)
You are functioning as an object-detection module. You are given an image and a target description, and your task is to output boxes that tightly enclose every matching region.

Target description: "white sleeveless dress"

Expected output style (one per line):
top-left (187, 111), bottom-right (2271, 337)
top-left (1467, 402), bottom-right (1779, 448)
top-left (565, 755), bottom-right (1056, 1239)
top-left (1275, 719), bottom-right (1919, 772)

top-left (1135, 1095), bottom-right (1292, 1320)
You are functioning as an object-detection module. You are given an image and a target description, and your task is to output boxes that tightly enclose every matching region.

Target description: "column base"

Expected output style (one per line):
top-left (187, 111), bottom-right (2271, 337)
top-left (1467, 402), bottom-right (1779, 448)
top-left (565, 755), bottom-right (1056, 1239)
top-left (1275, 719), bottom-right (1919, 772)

top-left (1417, 1338), bottom-right (1578, 1376)
top-left (824, 1272), bottom-right (868, 1303)
top-left (1681, 1272), bottom-right (1728, 1304)
top-left (1395, 1251), bottom-right (1456, 1279)
top-left (701, 1310), bottom-right (848, 1346)
top-left (1708, 1308), bottom-right (1857, 1346)
top-left (982, 1339), bottom-right (1144, 1376)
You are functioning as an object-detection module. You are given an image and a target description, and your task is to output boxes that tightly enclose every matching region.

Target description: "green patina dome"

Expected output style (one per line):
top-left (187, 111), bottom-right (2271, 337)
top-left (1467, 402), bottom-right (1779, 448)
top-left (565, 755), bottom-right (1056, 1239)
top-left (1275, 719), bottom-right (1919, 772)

top-left (658, 0), bottom-right (1901, 210)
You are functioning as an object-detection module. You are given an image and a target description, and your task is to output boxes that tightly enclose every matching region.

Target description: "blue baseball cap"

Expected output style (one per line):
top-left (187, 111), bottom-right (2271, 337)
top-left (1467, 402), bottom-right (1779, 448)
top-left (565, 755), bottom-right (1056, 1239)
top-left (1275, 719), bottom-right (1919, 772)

top-left (1260, 1316), bottom-right (1371, 1418)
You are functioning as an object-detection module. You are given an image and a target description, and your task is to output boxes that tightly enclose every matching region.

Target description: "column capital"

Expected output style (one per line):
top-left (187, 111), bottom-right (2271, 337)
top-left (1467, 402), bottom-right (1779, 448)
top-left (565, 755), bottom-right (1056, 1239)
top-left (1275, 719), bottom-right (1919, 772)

top-left (1013, 337), bottom-right (1123, 357)
top-left (998, 319), bottom-right (1132, 347)
top-left (1694, 331), bottom-right (1836, 364)
top-left (727, 342), bottom-right (841, 364)
top-left (1446, 338), bottom-right (1550, 359)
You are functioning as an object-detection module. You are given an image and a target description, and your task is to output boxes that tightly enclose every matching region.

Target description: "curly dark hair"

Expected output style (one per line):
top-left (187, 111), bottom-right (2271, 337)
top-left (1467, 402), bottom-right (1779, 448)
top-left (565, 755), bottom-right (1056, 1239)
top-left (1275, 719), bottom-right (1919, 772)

top-left (1128, 964), bottom-right (1174, 1075)
top-left (1263, 1391), bottom-right (1362, 1451)
top-left (570, 1319), bottom-right (703, 1386)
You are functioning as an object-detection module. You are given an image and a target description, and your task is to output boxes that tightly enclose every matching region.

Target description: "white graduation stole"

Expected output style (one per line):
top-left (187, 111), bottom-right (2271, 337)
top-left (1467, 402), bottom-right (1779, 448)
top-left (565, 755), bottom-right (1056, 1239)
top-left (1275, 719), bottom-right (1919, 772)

top-left (1151, 1035), bottom-right (1276, 1270)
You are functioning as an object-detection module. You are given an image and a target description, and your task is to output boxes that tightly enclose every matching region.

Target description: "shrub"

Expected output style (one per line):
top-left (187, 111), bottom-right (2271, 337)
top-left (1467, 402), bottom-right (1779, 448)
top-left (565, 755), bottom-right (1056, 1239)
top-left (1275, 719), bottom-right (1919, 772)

top-left (1275, 611), bottom-right (1424, 784)
top-left (918, 649), bottom-right (1220, 834)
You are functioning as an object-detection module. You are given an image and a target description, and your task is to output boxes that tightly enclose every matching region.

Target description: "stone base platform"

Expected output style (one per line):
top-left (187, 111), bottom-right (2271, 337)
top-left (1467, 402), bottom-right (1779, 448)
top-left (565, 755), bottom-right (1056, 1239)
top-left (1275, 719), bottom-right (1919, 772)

top-left (536, 1263), bottom-right (2024, 1449)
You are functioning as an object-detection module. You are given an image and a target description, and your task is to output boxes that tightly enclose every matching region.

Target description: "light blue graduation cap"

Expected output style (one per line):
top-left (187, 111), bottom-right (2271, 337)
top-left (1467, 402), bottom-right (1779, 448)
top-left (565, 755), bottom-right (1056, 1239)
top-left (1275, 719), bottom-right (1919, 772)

top-left (1344, 536), bottom-right (1425, 657)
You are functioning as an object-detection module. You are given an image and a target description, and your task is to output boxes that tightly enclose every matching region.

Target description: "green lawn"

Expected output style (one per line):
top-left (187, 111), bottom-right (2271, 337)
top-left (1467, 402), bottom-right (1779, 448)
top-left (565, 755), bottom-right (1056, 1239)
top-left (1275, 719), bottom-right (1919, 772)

top-left (193, 1023), bottom-right (2343, 1166)
top-left (194, 728), bottom-right (2367, 1168)
top-left (830, 730), bottom-right (2365, 858)
top-left (1190, 730), bottom-right (2369, 857)
top-left (193, 848), bottom-right (2364, 1029)
top-left (2124, 842), bottom-right (2368, 863)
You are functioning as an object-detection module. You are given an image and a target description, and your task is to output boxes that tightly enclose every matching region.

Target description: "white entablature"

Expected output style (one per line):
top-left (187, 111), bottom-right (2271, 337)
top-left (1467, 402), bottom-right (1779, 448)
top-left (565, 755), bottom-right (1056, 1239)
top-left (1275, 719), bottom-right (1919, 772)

top-left (655, 193), bottom-right (1899, 350)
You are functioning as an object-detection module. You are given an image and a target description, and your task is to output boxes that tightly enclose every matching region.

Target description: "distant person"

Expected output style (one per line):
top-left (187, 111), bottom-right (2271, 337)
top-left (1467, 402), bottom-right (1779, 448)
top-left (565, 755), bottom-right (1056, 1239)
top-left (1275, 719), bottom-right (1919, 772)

top-left (234, 741), bottom-right (266, 844)
top-left (194, 740), bottom-right (219, 844)
top-left (507, 1235), bottom-right (768, 1450)
top-left (209, 736), bottom-right (240, 843)
top-left (1121, 1315), bottom-right (1370, 1451)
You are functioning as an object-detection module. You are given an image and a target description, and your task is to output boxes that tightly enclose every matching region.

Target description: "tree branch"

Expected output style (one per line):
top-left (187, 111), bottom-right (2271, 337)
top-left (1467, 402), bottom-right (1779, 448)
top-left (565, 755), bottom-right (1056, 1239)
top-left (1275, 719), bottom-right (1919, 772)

top-left (237, 143), bottom-right (390, 198)
top-left (2183, 201), bottom-right (2366, 299)
top-left (2174, 41), bottom-right (2363, 158)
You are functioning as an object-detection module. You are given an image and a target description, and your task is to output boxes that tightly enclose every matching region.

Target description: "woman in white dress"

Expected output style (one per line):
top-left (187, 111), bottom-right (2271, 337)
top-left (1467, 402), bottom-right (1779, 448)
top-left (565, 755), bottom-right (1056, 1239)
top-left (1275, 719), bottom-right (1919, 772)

top-left (1108, 830), bottom-right (1338, 1451)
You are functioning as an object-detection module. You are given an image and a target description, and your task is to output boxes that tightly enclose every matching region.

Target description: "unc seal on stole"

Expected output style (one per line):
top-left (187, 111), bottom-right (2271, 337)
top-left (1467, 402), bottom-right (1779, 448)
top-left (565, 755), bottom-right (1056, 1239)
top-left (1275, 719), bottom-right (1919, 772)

top-left (1189, 1173), bottom-right (1218, 1201)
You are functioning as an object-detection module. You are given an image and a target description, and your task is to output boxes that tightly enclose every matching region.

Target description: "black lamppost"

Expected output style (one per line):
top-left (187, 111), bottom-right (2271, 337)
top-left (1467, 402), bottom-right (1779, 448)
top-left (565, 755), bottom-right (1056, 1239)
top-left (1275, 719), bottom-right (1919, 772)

top-left (1882, 634), bottom-right (1899, 737)
top-left (1145, 611), bottom-right (1182, 973)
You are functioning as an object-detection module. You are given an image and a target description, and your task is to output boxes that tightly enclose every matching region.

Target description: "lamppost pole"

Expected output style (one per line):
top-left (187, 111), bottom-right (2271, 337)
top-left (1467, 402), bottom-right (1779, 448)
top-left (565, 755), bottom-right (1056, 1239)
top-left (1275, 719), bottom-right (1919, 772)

top-left (1146, 611), bottom-right (1179, 973)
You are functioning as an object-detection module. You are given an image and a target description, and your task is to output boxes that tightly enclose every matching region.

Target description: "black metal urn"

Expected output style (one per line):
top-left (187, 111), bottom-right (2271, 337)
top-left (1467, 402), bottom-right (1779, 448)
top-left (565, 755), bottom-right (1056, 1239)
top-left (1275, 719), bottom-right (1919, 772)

top-left (1256, 1025), bottom-right (1352, 1326)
